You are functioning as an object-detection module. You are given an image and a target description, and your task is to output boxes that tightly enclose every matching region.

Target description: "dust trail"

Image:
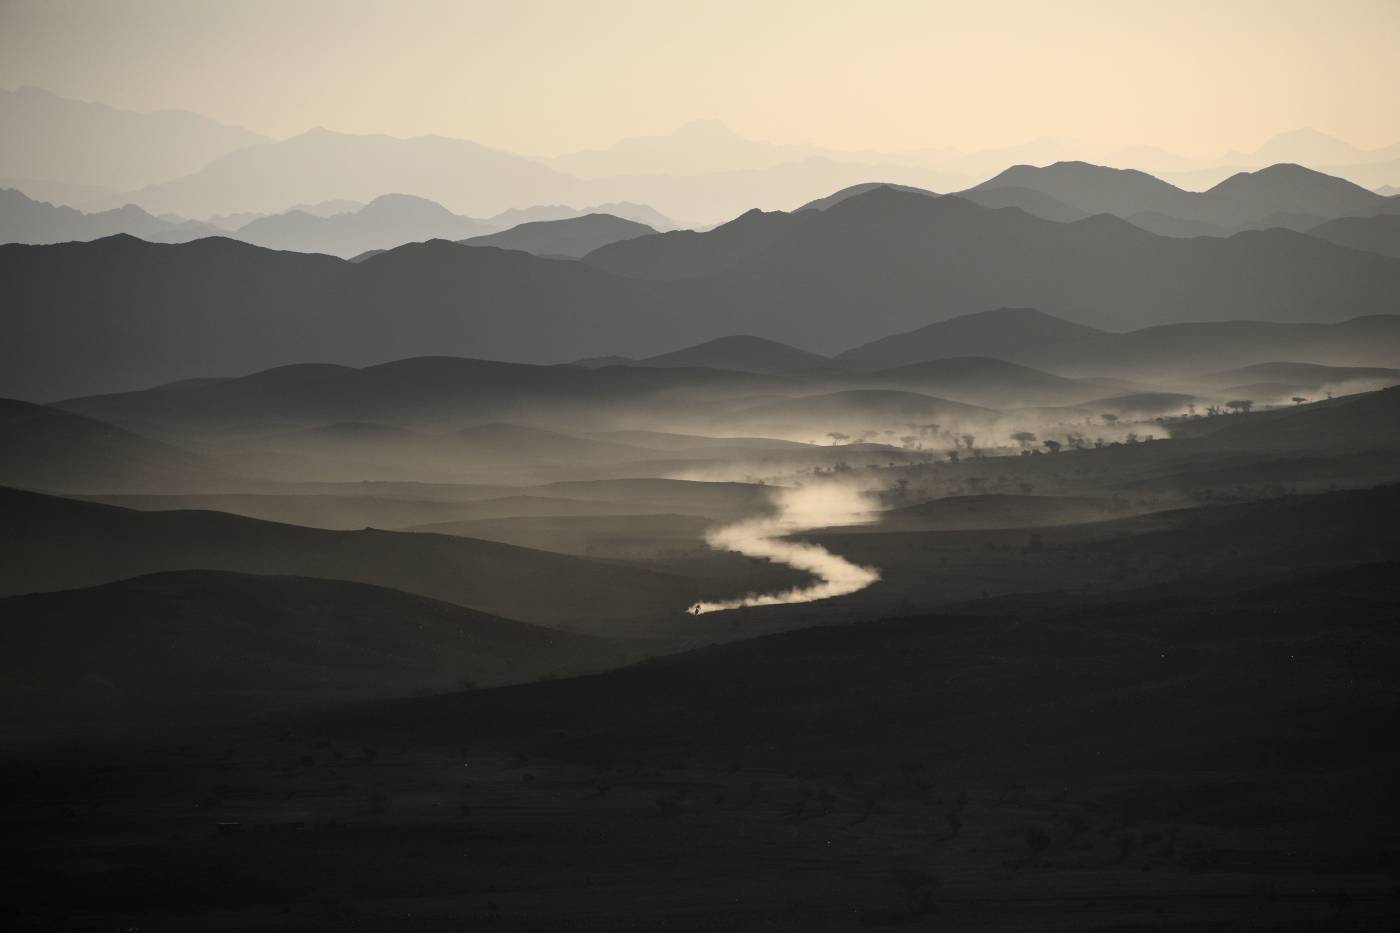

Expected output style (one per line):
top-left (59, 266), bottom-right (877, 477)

top-left (688, 481), bottom-right (881, 614)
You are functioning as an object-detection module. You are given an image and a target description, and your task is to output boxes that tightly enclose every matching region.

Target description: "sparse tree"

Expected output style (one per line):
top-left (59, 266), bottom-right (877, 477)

top-left (959, 433), bottom-right (976, 450)
top-left (1011, 430), bottom-right (1037, 450)
top-left (946, 449), bottom-right (960, 463)
top-left (1291, 396), bottom-right (1308, 405)
top-left (826, 432), bottom-right (850, 445)
top-left (1042, 439), bottom-right (1061, 454)
top-left (1225, 399), bottom-right (1253, 414)
top-left (1101, 413), bottom-right (1119, 426)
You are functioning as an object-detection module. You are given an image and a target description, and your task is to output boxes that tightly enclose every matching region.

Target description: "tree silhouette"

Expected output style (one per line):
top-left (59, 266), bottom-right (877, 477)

top-left (1011, 431), bottom-right (1037, 450)
top-left (1225, 399), bottom-right (1253, 414)
top-left (1291, 396), bottom-right (1308, 405)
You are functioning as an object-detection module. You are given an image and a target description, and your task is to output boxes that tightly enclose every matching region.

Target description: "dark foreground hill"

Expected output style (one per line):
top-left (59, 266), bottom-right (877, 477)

top-left (0, 486), bottom-right (700, 630)
top-left (0, 570), bottom-right (623, 747)
top-left (1170, 385), bottom-right (1400, 453)
top-left (11, 559), bottom-right (1398, 930)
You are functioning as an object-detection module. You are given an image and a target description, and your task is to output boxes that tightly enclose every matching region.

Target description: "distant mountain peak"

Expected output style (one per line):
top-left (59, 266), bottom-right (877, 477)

top-left (671, 118), bottom-right (741, 138)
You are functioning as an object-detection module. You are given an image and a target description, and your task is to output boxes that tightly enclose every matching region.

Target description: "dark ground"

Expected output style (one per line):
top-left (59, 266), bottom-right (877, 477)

top-left (6, 558), bottom-right (1399, 931)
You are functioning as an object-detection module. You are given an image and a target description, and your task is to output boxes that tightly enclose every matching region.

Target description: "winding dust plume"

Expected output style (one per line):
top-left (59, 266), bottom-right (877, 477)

top-left (688, 480), bottom-right (881, 614)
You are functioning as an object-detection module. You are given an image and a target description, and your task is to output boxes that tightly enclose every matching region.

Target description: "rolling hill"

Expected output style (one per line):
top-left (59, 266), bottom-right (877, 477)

top-left (1306, 213), bottom-right (1400, 259)
top-left (461, 213), bottom-right (654, 258)
top-left (0, 486), bottom-right (699, 628)
top-left (86, 126), bottom-right (581, 218)
top-left (583, 206), bottom-right (817, 280)
top-left (841, 307), bottom-right (1400, 377)
top-left (232, 193), bottom-right (495, 257)
top-left (1200, 361), bottom-right (1400, 387)
top-left (631, 335), bottom-right (832, 374)
top-left (55, 356), bottom-right (775, 435)
top-left (0, 570), bottom-right (622, 744)
top-left (852, 356), bottom-right (1095, 407)
top-left (0, 187), bottom-right (221, 244)
top-left (0, 397), bottom-right (232, 493)
top-left (9, 186), bottom-right (1400, 400)
top-left (720, 389), bottom-right (995, 435)
top-left (972, 161), bottom-right (1400, 236)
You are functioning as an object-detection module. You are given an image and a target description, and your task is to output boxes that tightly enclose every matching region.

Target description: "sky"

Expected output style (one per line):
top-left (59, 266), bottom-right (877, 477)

top-left (1, 0), bottom-right (1397, 156)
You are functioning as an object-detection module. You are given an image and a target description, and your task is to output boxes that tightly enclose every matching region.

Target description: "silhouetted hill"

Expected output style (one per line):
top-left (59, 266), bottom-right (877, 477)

top-left (695, 187), bottom-right (1400, 343)
top-left (0, 397), bottom-right (230, 493)
top-left (0, 86), bottom-right (267, 196)
top-left (234, 194), bottom-right (494, 258)
top-left (972, 161), bottom-right (1400, 232)
top-left (332, 548), bottom-right (1400, 812)
top-left (1122, 211), bottom-right (1230, 238)
top-left (1307, 214), bottom-right (1400, 259)
top-left (722, 389), bottom-right (995, 434)
top-left (795, 182), bottom-right (937, 212)
top-left (881, 494), bottom-right (1131, 530)
top-left (854, 356), bottom-right (1095, 407)
top-left (971, 161), bottom-right (1195, 220)
top-left (0, 486), bottom-right (698, 628)
top-left (839, 307), bottom-right (1110, 367)
top-left (0, 570), bottom-right (620, 744)
top-left (488, 201), bottom-right (677, 231)
top-left (0, 187), bottom-right (219, 244)
top-left (9, 190), bottom-right (1400, 399)
top-left (2, 236), bottom-right (747, 400)
top-left (1208, 163), bottom-right (1392, 220)
top-left (632, 335), bottom-right (831, 374)
top-left (57, 355), bottom-right (774, 434)
top-left (94, 127), bottom-right (581, 217)
top-left (1083, 392), bottom-right (1200, 416)
top-left (1200, 361), bottom-right (1400, 387)
top-left (956, 185), bottom-right (1089, 222)
top-left (1176, 386), bottom-right (1400, 453)
top-left (461, 213), bottom-right (653, 258)
top-left (583, 206), bottom-right (817, 280)
top-left (214, 421), bottom-right (668, 483)
top-left (842, 307), bottom-right (1400, 377)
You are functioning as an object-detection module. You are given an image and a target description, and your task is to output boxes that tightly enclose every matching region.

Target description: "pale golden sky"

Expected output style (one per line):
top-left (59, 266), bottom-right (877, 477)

top-left (2, 0), bottom-right (1397, 156)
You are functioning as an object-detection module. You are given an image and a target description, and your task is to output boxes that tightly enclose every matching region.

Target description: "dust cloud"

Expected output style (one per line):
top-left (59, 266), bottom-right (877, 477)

top-left (688, 480), bottom-right (881, 614)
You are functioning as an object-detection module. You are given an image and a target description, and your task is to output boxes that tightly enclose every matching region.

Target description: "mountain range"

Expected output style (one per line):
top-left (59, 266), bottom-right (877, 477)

top-left (0, 86), bottom-right (267, 198)
top-left (971, 162), bottom-right (1400, 235)
top-left (6, 88), bottom-right (1400, 228)
top-left (6, 183), bottom-right (1400, 400)
top-left (0, 187), bottom-right (672, 259)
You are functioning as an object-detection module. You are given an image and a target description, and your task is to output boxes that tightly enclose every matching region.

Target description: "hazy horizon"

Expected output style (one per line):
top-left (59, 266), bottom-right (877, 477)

top-left (3, 0), bottom-right (1398, 159)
